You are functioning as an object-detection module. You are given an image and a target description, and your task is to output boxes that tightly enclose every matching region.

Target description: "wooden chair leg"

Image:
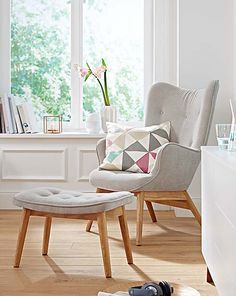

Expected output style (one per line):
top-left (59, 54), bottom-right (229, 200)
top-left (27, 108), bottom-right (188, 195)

top-left (184, 191), bottom-right (201, 225)
top-left (136, 192), bottom-right (144, 246)
top-left (14, 209), bottom-right (31, 268)
top-left (42, 217), bottom-right (52, 255)
top-left (97, 212), bottom-right (112, 278)
top-left (86, 220), bottom-right (93, 232)
top-left (145, 201), bottom-right (157, 223)
top-left (118, 206), bottom-right (133, 264)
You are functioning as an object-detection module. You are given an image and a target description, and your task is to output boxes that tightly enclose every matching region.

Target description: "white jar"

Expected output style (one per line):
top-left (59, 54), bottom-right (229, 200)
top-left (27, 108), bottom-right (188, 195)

top-left (86, 112), bottom-right (101, 134)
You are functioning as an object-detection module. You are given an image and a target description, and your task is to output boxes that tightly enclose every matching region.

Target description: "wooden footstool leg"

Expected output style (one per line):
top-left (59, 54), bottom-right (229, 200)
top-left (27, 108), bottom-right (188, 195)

top-left (14, 209), bottom-right (31, 268)
top-left (118, 207), bottom-right (133, 264)
top-left (86, 188), bottom-right (105, 232)
top-left (97, 212), bottom-right (112, 278)
top-left (42, 217), bottom-right (52, 255)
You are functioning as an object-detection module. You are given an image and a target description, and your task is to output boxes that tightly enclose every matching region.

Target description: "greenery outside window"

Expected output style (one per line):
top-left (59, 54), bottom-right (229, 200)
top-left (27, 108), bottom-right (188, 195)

top-left (10, 0), bottom-right (153, 128)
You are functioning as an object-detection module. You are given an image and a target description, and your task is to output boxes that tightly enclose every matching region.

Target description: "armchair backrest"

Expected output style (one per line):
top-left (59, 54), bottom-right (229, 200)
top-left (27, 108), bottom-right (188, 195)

top-left (145, 81), bottom-right (219, 149)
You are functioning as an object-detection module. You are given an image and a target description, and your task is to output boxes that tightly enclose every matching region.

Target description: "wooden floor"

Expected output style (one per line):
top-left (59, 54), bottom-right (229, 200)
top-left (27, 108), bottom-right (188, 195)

top-left (0, 210), bottom-right (217, 296)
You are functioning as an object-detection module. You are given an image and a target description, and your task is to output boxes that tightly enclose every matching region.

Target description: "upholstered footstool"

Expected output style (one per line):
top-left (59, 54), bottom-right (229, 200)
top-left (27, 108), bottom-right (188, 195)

top-left (13, 187), bottom-right (134, 278)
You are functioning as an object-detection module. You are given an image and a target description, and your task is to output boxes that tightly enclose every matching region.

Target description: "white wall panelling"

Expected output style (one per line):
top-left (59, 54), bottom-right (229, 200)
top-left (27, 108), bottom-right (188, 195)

top-left (0, 134), bottom-right (171, 212)
top-left (1, 148), bottom-right (67, 181)
top-left (77, 149), bottom-right (98, 181)
top-left (0, 135), bottom-right (103, 209)
top-left (0, 192), bottom-right (17, 209)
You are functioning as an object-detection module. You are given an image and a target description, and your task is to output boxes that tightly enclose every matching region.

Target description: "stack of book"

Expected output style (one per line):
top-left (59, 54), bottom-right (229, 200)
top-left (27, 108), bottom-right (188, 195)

top-left (0, 95), bottom-right (38, 134)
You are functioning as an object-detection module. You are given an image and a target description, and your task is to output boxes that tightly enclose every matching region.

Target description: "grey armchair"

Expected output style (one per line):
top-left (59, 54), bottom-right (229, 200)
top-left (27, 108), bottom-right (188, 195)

top-left (88, 81), bottom-right (219, 245)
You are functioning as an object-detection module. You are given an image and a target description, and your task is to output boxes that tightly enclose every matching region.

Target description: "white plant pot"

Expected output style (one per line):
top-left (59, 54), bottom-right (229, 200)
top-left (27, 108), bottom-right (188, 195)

top-left (100, 106), bottom-right (117, 133)
top-left (86, 112), bottom-right (101, 134)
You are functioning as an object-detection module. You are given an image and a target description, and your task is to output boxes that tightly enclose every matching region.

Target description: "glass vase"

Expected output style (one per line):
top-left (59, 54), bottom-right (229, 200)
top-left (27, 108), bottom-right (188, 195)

top-left (100, 106), bottom-right (117, 133)
top-left (228, 100), bottom-right (236, 151)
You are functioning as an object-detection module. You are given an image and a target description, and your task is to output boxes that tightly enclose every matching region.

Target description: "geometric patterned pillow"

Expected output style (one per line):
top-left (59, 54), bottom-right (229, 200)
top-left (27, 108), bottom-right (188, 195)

top-left (100, 122), bottom-right (170, 173)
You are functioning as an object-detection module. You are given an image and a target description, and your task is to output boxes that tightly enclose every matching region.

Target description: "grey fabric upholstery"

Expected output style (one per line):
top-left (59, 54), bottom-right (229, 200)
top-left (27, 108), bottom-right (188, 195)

top-left (96, 138), bottom-right (106, 164)
top-left (14, 187), bottom-right (134, 214)
top-left (90, 143), bottom-right (200, 191)
top-left (145, 81), bottom-right (219, 149)
top-left (90, 81), bottom-right (219, 192)
top-left (90, 169), bottom-right (153, 192)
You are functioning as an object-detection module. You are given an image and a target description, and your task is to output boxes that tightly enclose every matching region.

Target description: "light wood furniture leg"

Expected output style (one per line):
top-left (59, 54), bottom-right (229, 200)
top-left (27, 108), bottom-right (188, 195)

top-left (97, 212), bottom-right (112, 278)
top-left (118, 206), bottom-right (133, 264)
top-left (184, 191), bottom-right (201, 225)
top-left (145, 201), bottom-right (157, 222)
top-left (86, 189), bottom-right (201, 246)
top-left (87, 190), bottom-right (200, 245)
top-left (86, 220), bottom-right (93, 232)
top-left (14, 208), bottom-right (31, 268)
top-left (136, 192), bottom-right (144, 246)
top-left (42, 217), bottom-right (52, 255)
top-left (86, 188), bottom-right (104, 232)
top-left (144, 191), bottom-right (201, 224)
top-left (14, 206), bottom-right (131, 278)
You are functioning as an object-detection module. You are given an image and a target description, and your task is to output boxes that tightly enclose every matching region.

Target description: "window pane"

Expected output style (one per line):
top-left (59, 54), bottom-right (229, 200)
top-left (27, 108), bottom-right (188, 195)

top-left (11, 0), bottom-right (71, 121)
top-left (83, 0), bottom-right (144, 121)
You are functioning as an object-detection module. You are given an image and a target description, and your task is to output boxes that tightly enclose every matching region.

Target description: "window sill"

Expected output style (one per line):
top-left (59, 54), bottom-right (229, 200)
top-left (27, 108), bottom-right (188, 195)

top-left (0, 132), bottom-right (105, 139)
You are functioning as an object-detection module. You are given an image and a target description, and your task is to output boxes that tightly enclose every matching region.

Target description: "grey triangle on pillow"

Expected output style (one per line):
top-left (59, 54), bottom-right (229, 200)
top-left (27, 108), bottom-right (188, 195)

top-left (125, 141), bottom-right (147, 152)
top-left (152, 128), bottom-right (169, 139)
top-left (122, 151), bottom-right (136, 171)
top-left (149, 134), bottom-right (161, 151)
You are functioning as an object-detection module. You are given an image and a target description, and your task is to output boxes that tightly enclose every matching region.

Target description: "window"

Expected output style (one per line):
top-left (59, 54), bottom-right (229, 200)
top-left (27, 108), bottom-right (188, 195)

top-left (83, 0), bottom-right (144, 122)
top-left (9, 0), bottom-right (154, 128)
top-left (11, 0), bottom-right (72, 121)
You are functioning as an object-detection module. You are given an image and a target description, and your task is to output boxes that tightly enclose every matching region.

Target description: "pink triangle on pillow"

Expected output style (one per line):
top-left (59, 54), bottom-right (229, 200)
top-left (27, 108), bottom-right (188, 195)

top-left (106, 139), bottom-right (113, 148)
top-left (150, 152), bottom-right (157, 159)
top-left (136, 153), bottom-right (149, 173)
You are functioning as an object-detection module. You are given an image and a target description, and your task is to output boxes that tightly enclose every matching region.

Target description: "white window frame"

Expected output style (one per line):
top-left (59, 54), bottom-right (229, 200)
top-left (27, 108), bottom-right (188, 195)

top-left (70, 0), bottom-right (155, 129)
top-left (0, 0), bottom-right (178, 131)
top-left (0, 0), bottom-right (11, 96)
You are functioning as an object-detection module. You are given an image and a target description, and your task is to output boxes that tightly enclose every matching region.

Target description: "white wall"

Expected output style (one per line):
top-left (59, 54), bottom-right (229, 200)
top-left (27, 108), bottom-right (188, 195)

top-left (178, 0), bottom-right (235, 209)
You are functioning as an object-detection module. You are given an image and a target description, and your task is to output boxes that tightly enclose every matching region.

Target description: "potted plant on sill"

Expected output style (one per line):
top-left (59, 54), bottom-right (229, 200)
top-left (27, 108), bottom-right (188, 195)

top-left (78, 58), bottom-right (117, 133)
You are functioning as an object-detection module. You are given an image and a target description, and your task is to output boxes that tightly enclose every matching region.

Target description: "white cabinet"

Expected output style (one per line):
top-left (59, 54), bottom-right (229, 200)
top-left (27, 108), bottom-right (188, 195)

top-left (202, 146), bottom-right (236, 296)
top-left (0, 133), bottom-right (103, 209)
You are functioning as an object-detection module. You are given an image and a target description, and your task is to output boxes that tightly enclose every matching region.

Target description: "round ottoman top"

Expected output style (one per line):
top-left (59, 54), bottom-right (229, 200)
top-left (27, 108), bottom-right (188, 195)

top-left (14, 187), bottom-right (134, 214)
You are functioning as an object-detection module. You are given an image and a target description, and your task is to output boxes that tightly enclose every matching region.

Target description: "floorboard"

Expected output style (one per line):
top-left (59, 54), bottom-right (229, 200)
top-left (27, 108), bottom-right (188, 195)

top-left (0, 211), bottom-right (217, 296)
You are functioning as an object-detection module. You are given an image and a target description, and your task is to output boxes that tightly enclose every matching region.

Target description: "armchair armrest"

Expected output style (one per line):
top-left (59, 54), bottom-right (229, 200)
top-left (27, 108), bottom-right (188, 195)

top-left (94, 140), bottom-right (201, 191)
top-left (96, 138), bottom-right (106, 165)
top-left (146, 142), bottom-right (201, 191)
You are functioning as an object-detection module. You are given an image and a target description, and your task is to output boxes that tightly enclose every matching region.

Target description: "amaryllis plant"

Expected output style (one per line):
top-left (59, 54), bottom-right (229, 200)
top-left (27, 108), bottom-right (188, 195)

top-left (79, 59), bottom-right (110, 106)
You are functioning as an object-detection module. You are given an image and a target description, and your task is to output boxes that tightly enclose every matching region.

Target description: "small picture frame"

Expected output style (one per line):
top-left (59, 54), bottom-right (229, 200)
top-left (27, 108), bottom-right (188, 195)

top-left (43, 115), bottom-right (62, 134)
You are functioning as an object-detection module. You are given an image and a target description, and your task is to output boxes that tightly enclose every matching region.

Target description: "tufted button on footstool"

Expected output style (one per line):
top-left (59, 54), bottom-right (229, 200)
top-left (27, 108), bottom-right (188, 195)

top-left (13, 187), bottom-right (134, 278)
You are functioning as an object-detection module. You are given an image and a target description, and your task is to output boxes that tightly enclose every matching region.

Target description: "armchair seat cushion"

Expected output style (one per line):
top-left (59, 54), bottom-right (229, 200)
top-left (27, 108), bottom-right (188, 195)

top-left (90, 169), bottom-right (154, 192)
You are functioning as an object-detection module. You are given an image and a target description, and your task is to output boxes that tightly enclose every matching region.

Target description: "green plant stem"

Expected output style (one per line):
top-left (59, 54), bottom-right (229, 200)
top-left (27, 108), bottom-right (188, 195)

top-left (104, 71), bottom-right (110, 106)
top-left (93, 74), bottom-right (109, 106)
